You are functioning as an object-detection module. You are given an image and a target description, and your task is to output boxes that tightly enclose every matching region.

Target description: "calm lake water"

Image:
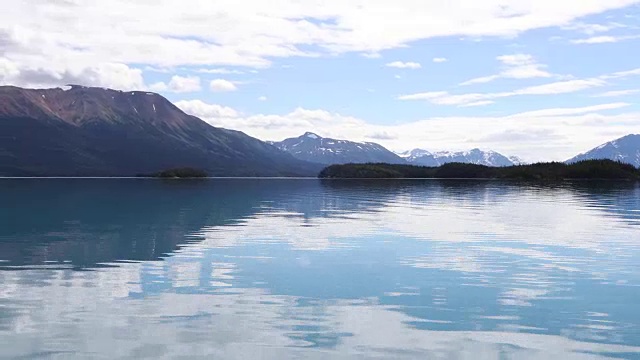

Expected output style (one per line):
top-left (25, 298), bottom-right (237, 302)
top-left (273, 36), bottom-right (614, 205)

top-left (1, 179), bottom-right (639, 359)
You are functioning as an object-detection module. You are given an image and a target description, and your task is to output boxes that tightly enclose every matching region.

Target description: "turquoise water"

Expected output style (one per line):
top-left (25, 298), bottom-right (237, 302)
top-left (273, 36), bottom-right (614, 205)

top-left (1, 179), bottom-right (639, 359)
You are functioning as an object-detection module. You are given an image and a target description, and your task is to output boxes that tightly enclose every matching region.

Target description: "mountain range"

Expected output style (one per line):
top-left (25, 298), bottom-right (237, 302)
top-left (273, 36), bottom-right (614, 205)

top-left (0, 85), bottom-right (320, 176)
top-left (271, 133), bottom-right (524, 167)
top-left (271, 132), bottom-right (640, 170)
top-left (1, 85), bottom-right (639, 177)
top-left (397, 148), bottom-right (523, 167)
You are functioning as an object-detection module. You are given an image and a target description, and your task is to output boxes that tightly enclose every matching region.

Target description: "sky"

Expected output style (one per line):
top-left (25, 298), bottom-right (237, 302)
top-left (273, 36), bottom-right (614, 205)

top-left (1, 0), bottom-right (640, 161)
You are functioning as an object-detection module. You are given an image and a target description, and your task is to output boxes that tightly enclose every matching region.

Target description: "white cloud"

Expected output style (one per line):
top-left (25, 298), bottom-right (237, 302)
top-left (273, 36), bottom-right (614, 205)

top-left (460, 54), bottom-right (551, 85)
top-left (593, 89), bottom-right (640, 97)
top-left (498, 54), bottom-right (552, 78)
top-left (572, 35), bottom-right (619, 44)
top-left (150, 75), bottom-right (202, 93)
top-left (402, 92), bottom-right (488, 106)
top-left (563, 22), bottom-right (626, 35)
top-left (0, 58), bottom-right (21, 80)
top-left (0, 58), bottom-right (147, 90)
top-left (175, 99), bottom-right (239, 119)
top-left (82, 63), bottom-right (148, 90)
top-left (401, 77), bottom-right (614, 106)
top-left (258, 96), bottom-right (268, 101)
top-left (397, 91), bottom-right (450, 101)
top-left (181, 104), bottom-right (367, 142)
top-left (143, 66), bottom-right (173, 73)
top-left (460, 100), bottom-right (495, 107)
top-left (386, 61), bottom-right (422, 69)
top-left (432, 57), bottom-right (448, 63)
top-left (153, 75), bottom-right (202, 93)
top-left (361, 52), bottom-right (382, 59)
top-left (210, 79), bottom-right (238, 92)
top-left (509, 103), bottom-right (630, 117)
top-left (366, 131), bottom-right (398, 140)
top-left (602, 68), bottom-right (640, 79)
top-left (170, 75), bottom-right (201, 93)
top-left (498, 54), bottom-right (536, 67)
top-left (571, 34), bottom-right (640, 44)
top-left (148, 82), bottom-right (168, 92)
top-left (196, 68), bottom-right (244, 74)
top-left (460, 75), bottom-right (500, 85)
top-left (514, 78), bottom-right (605, 95)
top-left (1, 0), bottom-right (637, 77)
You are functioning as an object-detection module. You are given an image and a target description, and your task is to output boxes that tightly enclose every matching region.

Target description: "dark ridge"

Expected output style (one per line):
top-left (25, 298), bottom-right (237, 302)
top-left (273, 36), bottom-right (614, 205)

top-left (137, 167), bottom-right (209, 178)
top-left (318, 160), bottom-right (640, 180)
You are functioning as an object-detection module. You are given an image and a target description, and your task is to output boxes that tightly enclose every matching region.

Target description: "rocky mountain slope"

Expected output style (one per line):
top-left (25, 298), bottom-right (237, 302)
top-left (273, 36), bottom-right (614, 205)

top-left (0, 85), bottom-right (320, 176)
top-left (567, 134), bottom-right (640, 167)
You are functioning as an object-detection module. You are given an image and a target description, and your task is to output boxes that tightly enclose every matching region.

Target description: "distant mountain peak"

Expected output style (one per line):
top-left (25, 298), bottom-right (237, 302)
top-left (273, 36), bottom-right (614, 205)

top-left (303, 132), bottom-right (321, 139)
top-left (271, 133), bottom-right (404, 165)
top-left (567, 134), bottom-right (640, 167)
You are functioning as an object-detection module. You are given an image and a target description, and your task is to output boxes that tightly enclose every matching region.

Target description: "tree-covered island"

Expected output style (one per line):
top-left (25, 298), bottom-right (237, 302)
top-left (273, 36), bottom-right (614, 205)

top-left (318, 160), bottom-right (640, 180)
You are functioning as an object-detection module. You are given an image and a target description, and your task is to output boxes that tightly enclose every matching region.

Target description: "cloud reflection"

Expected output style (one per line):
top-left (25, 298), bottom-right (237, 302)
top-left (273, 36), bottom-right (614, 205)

top-left (1, 179), bottom-right (640, 358)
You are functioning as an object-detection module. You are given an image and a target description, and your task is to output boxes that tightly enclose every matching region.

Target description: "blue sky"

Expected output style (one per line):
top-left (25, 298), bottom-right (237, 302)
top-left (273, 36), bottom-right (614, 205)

top-left (1, 0), bottom-right (640, 161)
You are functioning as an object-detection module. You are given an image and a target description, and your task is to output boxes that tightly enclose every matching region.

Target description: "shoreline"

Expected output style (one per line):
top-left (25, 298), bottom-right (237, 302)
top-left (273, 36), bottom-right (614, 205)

top-left (0, 177), bottom-right (638, 182)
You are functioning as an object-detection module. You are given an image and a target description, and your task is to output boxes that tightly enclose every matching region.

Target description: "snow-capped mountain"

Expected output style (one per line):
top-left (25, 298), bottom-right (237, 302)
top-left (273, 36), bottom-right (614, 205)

top-left (269, 132), bottom-right (406, 165)
top-left (397, 149), bottom-right (440, 166)
top-left (397, 148), bottom-right (517, 167)
top-left (567, 134), bottom-right (640, 167)
top-left (508, 156), bottom-right (527, 165)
